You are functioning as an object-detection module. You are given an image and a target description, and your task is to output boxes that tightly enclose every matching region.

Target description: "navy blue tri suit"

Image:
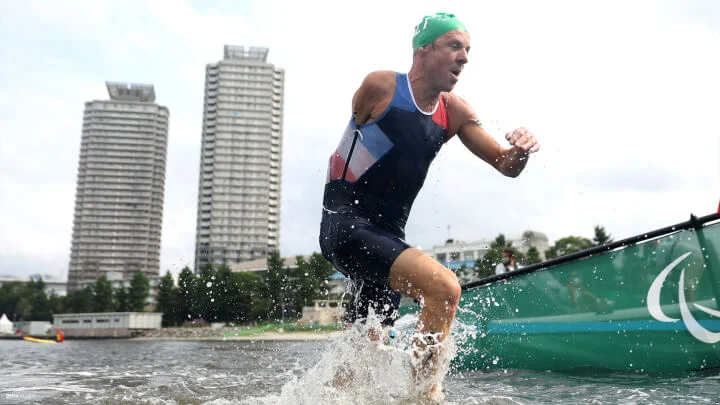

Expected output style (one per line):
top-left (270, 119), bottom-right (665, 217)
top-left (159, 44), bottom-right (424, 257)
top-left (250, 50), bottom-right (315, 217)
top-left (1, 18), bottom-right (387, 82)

top-left (320, 72), bottom-right (449, 326)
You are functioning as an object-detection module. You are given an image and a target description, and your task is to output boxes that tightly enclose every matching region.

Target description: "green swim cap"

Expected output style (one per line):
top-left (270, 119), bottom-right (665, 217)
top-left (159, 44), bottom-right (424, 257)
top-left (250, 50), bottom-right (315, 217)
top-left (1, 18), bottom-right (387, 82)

top-left (412, 12), bottom-right (467, 50)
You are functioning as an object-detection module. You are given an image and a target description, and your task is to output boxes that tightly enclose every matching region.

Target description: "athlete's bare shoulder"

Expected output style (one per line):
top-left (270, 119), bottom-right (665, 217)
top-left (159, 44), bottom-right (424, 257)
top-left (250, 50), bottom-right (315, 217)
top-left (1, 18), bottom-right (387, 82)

top-left (358, 70), bottom-right (396, 99)
top-left (444, 92), bottom-right (479, 137)
top-left (353, 70), bottom-right (397, 124)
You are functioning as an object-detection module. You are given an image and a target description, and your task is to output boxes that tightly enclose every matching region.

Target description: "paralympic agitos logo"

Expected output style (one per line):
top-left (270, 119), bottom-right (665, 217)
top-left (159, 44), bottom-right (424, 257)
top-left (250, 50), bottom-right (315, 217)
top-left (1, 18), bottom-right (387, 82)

top-left (647, 252), bottom-right (720, 344)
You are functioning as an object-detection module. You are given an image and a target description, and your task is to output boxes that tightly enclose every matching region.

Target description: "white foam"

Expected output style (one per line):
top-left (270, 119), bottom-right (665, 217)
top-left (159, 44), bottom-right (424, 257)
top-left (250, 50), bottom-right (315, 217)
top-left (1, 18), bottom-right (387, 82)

top-left (235, 312), bottom-right (458, 405)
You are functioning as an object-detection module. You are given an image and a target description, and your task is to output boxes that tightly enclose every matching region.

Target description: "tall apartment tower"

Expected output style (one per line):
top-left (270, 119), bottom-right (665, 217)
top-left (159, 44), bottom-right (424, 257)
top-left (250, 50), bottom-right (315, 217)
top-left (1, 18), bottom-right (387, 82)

top-left (67, 82), bottom-right (169, 290)
top-left (194, 46), bottom-right (284, 270)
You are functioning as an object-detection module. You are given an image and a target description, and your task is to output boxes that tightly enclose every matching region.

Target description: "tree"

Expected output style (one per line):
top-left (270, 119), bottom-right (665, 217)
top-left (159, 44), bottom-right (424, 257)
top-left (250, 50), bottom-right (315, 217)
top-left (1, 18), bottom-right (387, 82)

top-left (26, 278), bottom-right (51, 320)
top-left (64, 286), bottom-right (93, 313)
top-left (47, 292), bottom-right (64, 317)
top-left (128, 271), bottom-right (150, 312)
top-left (115, 287), bottom-right (130, 312)
top-left (306, 253), bottom-right (334, 301)
top-left (545, 236), bottom-right (594, 260)
top-left (92, 275), bottom-right (114, 312)
top-left (155, 271), bottom-right (179, 326)
top-left (474, 234), bottom-right (513, 279)
top-left (195, 263), bottom-right (218, 321)
top-left (177, 266), bottom-right (196, 322)
top-left (524, 246), bottom-right (542, 265)
top-left (0, 281), bottom-right (25, 321)
top-left (234, 271), bottom-right (264, 323)
top-left (16, 296), bottom-right (32, 320)
top-left (294, 255), bottom-right (327, 308)
top-left (213, 264), bottom-right (237, 323)
top-left (264, 250), bottom-right (295, 322)
top-left (593, 225), bottom-right (614, 246)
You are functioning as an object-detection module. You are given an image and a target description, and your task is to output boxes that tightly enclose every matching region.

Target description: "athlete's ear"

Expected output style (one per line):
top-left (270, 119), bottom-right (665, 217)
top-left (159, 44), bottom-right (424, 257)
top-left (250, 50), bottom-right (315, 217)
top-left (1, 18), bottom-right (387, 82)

top-left (414, 45), bottom-right (430, 57)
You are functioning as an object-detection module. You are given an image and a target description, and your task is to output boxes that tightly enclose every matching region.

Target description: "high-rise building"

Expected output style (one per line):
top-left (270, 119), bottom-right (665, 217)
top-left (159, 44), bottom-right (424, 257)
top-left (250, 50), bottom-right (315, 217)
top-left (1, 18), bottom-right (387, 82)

top-left (194, 45), bottom-right (284, 270)
top-left (67, 82), bottom-right (169, 290)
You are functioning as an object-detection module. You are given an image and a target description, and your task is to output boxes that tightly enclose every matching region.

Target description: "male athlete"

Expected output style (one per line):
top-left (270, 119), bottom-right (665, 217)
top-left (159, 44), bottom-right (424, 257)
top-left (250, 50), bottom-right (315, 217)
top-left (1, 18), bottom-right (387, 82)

top-left (319, 12), bottom-right (540, 394)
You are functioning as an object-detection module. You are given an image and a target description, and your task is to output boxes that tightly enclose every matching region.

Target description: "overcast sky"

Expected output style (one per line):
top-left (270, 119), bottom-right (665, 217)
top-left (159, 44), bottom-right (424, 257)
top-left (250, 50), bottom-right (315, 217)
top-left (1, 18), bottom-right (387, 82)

top-left (1, 0), bottom-right (718, 280)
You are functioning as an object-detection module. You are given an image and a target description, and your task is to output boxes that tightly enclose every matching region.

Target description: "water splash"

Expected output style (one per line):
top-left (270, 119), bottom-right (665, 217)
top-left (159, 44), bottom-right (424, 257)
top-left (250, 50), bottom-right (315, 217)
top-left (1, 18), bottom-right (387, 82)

top-left (237, 312), bottom-right (457, 405)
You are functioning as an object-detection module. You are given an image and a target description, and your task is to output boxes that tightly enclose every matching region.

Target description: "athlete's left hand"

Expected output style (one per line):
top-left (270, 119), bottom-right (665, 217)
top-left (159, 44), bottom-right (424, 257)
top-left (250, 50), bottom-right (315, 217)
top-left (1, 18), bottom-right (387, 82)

top-left (505, 127), bottom-right (540, 153)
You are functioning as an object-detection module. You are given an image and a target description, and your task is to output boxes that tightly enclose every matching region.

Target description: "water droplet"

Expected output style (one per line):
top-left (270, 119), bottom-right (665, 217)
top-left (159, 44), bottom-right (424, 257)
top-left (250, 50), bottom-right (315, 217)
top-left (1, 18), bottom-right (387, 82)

top-left (207, 281), bottom-right (213, 287)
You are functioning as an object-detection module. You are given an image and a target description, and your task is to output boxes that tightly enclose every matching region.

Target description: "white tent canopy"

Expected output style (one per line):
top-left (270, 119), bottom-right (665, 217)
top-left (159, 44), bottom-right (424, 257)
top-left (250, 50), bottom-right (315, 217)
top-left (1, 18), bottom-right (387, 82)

top-left (0, 313), bottom-right (14, 334)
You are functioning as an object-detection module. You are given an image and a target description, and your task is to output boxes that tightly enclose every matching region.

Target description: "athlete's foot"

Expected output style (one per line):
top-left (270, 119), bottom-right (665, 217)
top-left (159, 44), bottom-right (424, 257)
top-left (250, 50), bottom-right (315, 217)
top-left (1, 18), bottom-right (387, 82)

top-left (423, 383), bottom-right (445, 404)
top-left (410, 332), bottom-right (446, 400)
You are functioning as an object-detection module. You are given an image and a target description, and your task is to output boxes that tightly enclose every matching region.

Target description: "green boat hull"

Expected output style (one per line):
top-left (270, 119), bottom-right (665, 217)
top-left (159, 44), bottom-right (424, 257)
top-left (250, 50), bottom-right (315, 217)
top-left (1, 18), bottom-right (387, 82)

top-left (407, 214), bottom-right (720, 372)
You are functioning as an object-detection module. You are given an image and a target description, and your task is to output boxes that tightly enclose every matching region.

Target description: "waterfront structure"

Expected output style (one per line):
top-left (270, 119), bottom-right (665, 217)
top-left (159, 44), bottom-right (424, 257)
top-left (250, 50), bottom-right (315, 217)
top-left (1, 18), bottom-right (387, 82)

top-left (53, 312), bottom-right (162, 337)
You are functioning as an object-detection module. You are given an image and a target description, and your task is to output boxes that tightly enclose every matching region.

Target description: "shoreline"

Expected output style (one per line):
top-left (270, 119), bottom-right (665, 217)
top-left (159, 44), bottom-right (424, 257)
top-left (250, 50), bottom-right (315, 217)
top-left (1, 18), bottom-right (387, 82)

top-left (1, 327), bottom-right (345, 342)
top-left (132, 330), bottom-right (343, 342)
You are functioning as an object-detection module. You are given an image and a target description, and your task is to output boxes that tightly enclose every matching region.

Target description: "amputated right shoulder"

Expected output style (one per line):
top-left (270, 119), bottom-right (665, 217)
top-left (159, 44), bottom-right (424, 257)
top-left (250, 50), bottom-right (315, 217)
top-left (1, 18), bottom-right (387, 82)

top-left (352, 71), bottom-right (396, 122)
top-left (360, 70), bottom-right (396, 95)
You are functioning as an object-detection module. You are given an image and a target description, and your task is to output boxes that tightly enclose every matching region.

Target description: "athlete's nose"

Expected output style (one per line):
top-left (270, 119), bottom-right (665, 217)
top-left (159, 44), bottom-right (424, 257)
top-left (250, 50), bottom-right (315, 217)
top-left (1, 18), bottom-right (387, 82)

top-left (457, 48), bottom-right (469, 65)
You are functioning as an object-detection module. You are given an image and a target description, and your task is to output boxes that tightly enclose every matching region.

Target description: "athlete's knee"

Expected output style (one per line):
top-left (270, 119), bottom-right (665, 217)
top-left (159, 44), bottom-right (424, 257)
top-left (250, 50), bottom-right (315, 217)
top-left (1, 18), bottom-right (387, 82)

top-left (426, 271), bottom-right (461, 311)
top-left (445, 274), bottom-right (462, 310)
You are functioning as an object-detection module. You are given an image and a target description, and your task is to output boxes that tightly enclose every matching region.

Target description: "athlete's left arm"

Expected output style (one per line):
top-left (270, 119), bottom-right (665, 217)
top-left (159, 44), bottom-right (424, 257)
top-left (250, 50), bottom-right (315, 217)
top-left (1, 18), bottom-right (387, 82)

top-left (446, 94), bottom-right (540, 178)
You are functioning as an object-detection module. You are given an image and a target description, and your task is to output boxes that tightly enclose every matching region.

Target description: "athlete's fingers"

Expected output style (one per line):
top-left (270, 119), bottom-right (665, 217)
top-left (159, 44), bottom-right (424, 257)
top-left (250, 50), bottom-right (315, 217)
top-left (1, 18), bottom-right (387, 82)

top-left (505, 131), bottom-right (517, 145)
top-left (517, 135), bottom-right (540, 153)
top-left (505, 127), bottom-right (528, 145)
top-left (515, 134), bottom-right (533, 149)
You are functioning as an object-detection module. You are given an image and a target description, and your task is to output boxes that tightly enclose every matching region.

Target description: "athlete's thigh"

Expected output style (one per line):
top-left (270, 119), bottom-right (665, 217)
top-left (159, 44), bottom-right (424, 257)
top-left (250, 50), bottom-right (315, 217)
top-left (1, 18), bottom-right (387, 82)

top-left (388, 247), bottom-right (459, 300)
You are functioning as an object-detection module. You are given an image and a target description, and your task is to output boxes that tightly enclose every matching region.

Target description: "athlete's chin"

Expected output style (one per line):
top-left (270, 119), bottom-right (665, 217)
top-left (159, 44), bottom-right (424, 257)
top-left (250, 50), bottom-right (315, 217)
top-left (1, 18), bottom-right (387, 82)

top-left (445, 81), bottom-right (458, 92)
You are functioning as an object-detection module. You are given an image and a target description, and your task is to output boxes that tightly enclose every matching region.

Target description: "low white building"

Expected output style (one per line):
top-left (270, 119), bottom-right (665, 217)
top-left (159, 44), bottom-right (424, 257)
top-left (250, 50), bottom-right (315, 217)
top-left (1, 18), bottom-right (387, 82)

top-left (423, 230), bottom-right (550, 270)
top-left (0, 274), bottom-right (67, 297)
top-left (426, 239), bottom-right (491, 270)
top-left (53, 312), bottom-right (162, 337)
top-left (301, 300), bottom-right (345, 326)
top-left (14, 321), bottom-right (53, 336)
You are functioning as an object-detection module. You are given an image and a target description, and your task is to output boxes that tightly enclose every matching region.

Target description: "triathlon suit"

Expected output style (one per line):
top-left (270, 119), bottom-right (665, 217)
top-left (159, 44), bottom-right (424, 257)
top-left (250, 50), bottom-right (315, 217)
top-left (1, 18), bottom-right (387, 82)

top-left (319, 72), bottom-right (449, 326)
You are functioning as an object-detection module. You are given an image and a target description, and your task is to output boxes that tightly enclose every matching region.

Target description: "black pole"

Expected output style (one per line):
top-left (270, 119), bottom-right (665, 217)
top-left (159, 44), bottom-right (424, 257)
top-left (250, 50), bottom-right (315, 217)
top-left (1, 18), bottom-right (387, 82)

top-left (692, 214), bottom-right (720, 310)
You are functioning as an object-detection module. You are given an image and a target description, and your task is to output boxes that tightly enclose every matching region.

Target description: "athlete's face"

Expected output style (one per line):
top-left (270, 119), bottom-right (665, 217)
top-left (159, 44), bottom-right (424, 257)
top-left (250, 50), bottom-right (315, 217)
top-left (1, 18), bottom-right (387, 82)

top-left (425, 30), bottom-right (470, 92)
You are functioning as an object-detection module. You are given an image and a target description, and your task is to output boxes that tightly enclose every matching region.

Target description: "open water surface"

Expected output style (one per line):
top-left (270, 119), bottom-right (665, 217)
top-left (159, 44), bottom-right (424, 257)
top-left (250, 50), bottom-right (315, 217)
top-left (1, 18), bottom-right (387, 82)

top-left (1, 326), bottom-right (719, 404)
